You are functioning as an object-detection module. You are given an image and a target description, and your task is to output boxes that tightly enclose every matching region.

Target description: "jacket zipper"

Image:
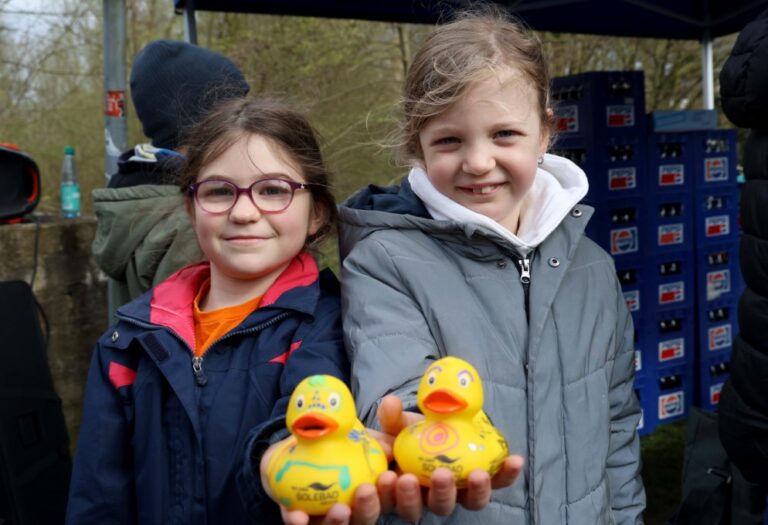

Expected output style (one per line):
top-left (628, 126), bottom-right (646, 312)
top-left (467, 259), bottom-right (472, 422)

top-left (514, 251), bottom-right (536, 520)
top-left (516, 252), bottom-right (533, 320)
top-left (118, 311), bottom-right (291, 387)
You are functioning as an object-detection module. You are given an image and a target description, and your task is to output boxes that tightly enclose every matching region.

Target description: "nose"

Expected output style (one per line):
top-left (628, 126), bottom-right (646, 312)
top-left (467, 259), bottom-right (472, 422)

top-left (461, 142), bottom-right (495, 176)
top-left (229, 192), bottom-right (262, 222)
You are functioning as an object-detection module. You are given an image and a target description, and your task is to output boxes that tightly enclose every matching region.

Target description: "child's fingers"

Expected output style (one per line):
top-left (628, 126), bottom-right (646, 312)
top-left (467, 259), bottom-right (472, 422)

top-left (394, 473), bottom-right (424, 523)
top-left (281, 507), bottom-right (310, 525)
top-left (376, 470), bottom-right (398, 514)
top-left (321, 504), bottom-right (352, 525)
top-left (366, 429), bottom-right (394, 459)
top-left (377, 395), bottom-right (424, 436)
top-left (490, 455), bottom-right (525, 490)
top-left (349, 483), bottom-right (380, 525)
top-left (376, 395), bottom-right (405, 435)
top-left (457, 469), bottom-right (492, 510)
top-left (426, 468), bottom-right (458, 516)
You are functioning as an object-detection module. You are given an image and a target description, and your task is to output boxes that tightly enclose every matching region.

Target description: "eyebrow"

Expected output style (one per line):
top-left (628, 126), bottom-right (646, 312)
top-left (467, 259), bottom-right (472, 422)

top-left (457, 369), bottom-right (475, 381)
top-left (427, 365), bottom-right (443, 374)
top-left (199, 172), bottom-right (297, 182)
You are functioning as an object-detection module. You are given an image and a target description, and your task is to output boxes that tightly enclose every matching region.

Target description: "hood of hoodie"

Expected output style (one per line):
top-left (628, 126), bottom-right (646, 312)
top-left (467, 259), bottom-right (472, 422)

top-left (338, 153), bottom-right (589, 260)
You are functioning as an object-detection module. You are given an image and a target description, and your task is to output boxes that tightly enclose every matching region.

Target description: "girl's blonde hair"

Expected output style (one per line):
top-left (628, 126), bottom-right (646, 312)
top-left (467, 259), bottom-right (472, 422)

top-left (177, 97), bottom-right (337, 252)
top-left (399, 8), bottom-right (555, 164)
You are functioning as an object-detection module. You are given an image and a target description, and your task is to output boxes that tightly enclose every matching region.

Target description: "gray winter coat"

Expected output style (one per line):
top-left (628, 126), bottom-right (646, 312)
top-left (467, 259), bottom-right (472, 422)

top-left (338, 171), bottom-right (645, 524)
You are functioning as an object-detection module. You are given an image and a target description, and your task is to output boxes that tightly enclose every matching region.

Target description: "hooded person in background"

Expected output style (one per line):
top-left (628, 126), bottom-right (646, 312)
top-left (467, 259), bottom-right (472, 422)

top-left (717, 9), bottom-right (768, 487)
top-left (92, 40), bottom-right (250, 319)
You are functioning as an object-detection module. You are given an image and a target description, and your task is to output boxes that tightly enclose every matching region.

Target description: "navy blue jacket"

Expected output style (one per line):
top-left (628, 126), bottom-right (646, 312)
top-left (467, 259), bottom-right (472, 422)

top-left (66, 253), bottom-right (348, 524)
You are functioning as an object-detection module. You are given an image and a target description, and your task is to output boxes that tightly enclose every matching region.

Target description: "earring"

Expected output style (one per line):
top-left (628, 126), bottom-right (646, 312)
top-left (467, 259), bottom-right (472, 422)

top-left (537, 156), bottom-right (544, 165)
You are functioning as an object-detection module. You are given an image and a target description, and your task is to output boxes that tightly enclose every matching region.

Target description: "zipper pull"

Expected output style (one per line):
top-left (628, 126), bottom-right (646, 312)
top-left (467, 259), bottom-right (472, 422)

top-left (518, 257), bottom-right (531, 284)
top-left (192, 356), bottom-right (208, 386)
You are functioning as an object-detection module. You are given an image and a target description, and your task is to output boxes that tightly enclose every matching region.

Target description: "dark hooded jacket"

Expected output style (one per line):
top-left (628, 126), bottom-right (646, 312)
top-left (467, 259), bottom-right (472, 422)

top-left (66, 253), bottom-right (348, 524)
top-left (718, 8), bottom-right (768, 487)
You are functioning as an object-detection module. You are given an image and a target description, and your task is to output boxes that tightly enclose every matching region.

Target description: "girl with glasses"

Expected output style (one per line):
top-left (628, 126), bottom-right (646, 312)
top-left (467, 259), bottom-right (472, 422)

top-left (67, 98), bottom-right (358, 524)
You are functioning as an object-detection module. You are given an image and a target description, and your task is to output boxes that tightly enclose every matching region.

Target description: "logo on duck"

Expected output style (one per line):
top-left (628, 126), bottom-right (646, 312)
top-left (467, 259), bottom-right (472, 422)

top-left (610, 227), bottom-right (638, 255)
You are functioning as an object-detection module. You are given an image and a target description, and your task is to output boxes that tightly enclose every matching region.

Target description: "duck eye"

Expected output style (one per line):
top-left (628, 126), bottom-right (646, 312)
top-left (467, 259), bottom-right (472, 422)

top-left (328, 392), bottom-right (341, 409)
top-left (295, 394), bottom-right (305, 409)
top-left (458, 371), bottom-right (473, 388)
top-left (427, 372), bottom-right (437, 385)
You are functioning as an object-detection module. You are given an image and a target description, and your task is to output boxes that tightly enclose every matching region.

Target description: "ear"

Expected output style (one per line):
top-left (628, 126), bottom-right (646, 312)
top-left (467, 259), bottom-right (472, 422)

top-left (308, 203), bottom-right (326, 236)
top-left (539, 108), bottom-right (554, 156)
top-left (184, 196), bottom-right (196, 226)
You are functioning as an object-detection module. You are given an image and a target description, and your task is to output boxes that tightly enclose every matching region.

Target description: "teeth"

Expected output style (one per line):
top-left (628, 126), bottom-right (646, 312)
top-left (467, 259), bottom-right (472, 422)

top-left (473, 185), bottom-right (495, 194)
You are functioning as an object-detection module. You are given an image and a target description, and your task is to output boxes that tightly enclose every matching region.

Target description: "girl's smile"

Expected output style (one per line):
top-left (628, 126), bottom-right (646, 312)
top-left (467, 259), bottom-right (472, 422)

top-left (418, 70), bottom-right (550, 234)
top-left (190, 133), bottom-right (321, 308)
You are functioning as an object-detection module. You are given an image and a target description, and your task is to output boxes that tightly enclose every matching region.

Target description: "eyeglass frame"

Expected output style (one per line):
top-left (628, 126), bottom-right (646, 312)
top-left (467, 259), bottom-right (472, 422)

top-left (187, 178), bottom-right (310, 215)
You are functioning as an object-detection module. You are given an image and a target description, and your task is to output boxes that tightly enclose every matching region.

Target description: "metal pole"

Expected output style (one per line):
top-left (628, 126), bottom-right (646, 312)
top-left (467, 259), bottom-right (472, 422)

top-left (184, 0), bottom-right (198, 44)
top-left (103, 0), bottom-right (127, 180)
top-left (103, 0), bottom-right (127, 323)
top-left (701, 28), bottom-right (714, 110)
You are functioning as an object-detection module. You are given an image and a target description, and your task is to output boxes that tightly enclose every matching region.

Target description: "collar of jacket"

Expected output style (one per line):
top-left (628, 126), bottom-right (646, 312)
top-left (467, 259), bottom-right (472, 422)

top-left (116, 251), bottom-right (320, 348)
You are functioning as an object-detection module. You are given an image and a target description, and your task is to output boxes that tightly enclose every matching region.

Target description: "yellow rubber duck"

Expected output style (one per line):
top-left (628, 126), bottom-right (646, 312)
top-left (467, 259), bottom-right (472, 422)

top-left (393, 356), bottom-right (509, 487)
top-left (266, 375), bottom-right (387, 515)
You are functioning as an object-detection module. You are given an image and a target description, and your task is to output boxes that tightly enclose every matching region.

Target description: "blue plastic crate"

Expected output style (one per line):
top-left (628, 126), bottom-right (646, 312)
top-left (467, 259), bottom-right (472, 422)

top-left (687, 129), bottom-right (738, 190)
top-left (646, 192), bottom-right (694, 254)
top-left (585, 197), bottom-right (645, 258)
top-left (640, 307), bottom-right (695, 372)
top-left (616, 256), bottom-right (645, 317)
top-left (696, 297), bottom-right (739, 358)
top-left (644, 252), bottom-right (696, 312)
top-left (552, 70), bottom-right (646, 138)
top-left (695, 241), bottom-right (743, 304)
top-left (695, 354), bottom-right (730, 411)
top-left (554, 134), bottom-right (648, 200)
top-left (647, 132), bottom-right (695, 193)
top-left (693, 187), bottom-right (741, 246)
top-left (636, 362), bottom-right (694, 430)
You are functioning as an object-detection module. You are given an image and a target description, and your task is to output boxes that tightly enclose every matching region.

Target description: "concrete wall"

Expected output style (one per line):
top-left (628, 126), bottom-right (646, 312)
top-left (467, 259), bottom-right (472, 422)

top-left (0, 214), bottom-right (108, 452)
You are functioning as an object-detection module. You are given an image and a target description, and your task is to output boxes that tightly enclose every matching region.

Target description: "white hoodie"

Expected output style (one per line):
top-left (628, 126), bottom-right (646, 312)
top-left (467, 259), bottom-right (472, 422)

top-left (408, 153), bottom-right (589, 255)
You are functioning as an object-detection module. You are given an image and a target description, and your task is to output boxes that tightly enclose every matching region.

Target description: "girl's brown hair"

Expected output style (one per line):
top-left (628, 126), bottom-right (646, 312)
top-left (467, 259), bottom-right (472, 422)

top-left (177, 97), bottom-right (337, 251)
top-left (399, 8), bottom-right (555, 164)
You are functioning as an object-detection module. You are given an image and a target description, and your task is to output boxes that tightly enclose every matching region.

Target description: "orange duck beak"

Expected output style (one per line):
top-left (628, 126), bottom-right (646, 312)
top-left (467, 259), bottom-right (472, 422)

top-left (423, 389), bottom-right (468, 414)
top-left (292, 413), bottom-right (339, 439)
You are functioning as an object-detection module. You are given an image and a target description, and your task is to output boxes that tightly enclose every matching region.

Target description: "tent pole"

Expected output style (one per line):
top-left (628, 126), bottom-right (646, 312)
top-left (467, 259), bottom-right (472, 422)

top-left (103, 0), bottom-right (127, 179)
top-left (701, 28), bottom-right (714, 109)
top-left (184, 0), bottom-right (198, 44)
top-left (103, 0), bottom-right (128, 323)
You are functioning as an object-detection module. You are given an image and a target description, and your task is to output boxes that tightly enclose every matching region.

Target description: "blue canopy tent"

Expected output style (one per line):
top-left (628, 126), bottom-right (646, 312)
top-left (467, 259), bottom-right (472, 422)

top-left (171, 0), bottom-right (768, 109)
top-left (101, 0), bottom-right (768, 177)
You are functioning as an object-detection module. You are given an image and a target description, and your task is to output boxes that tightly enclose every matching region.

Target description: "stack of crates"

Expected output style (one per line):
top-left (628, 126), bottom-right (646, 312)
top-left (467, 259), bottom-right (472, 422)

top-left (551, 71), bottom-right (663, 436)
top-left (687, 130), bottom-right (744, 411)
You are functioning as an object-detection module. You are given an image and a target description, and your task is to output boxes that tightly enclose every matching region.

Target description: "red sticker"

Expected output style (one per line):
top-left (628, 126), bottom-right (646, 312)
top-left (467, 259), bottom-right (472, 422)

top-left (105, 90), bottom-right (125, 117)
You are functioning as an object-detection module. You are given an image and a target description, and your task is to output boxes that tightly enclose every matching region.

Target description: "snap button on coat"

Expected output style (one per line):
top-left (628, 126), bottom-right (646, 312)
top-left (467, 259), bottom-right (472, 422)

top-left (549, 257), bottom-right (561, 268)
top-left (111, 331), bottom-right (119, 342)
top-left (571, 208), bottom-right (583, 217)
top-left (496, 259), bottom-right (508, 268)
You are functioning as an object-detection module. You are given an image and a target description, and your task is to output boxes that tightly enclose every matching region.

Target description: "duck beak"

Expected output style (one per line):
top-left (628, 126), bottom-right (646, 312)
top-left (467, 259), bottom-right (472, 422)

top-left (423, 389), bottom-right (468, 414)
top-left (292, 413), bottom-right (338, 439)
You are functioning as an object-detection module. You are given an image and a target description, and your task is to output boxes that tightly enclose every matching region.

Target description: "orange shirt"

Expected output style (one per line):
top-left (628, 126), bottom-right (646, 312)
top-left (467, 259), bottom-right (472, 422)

top-left (192, 279), bottom-right (262, 357)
